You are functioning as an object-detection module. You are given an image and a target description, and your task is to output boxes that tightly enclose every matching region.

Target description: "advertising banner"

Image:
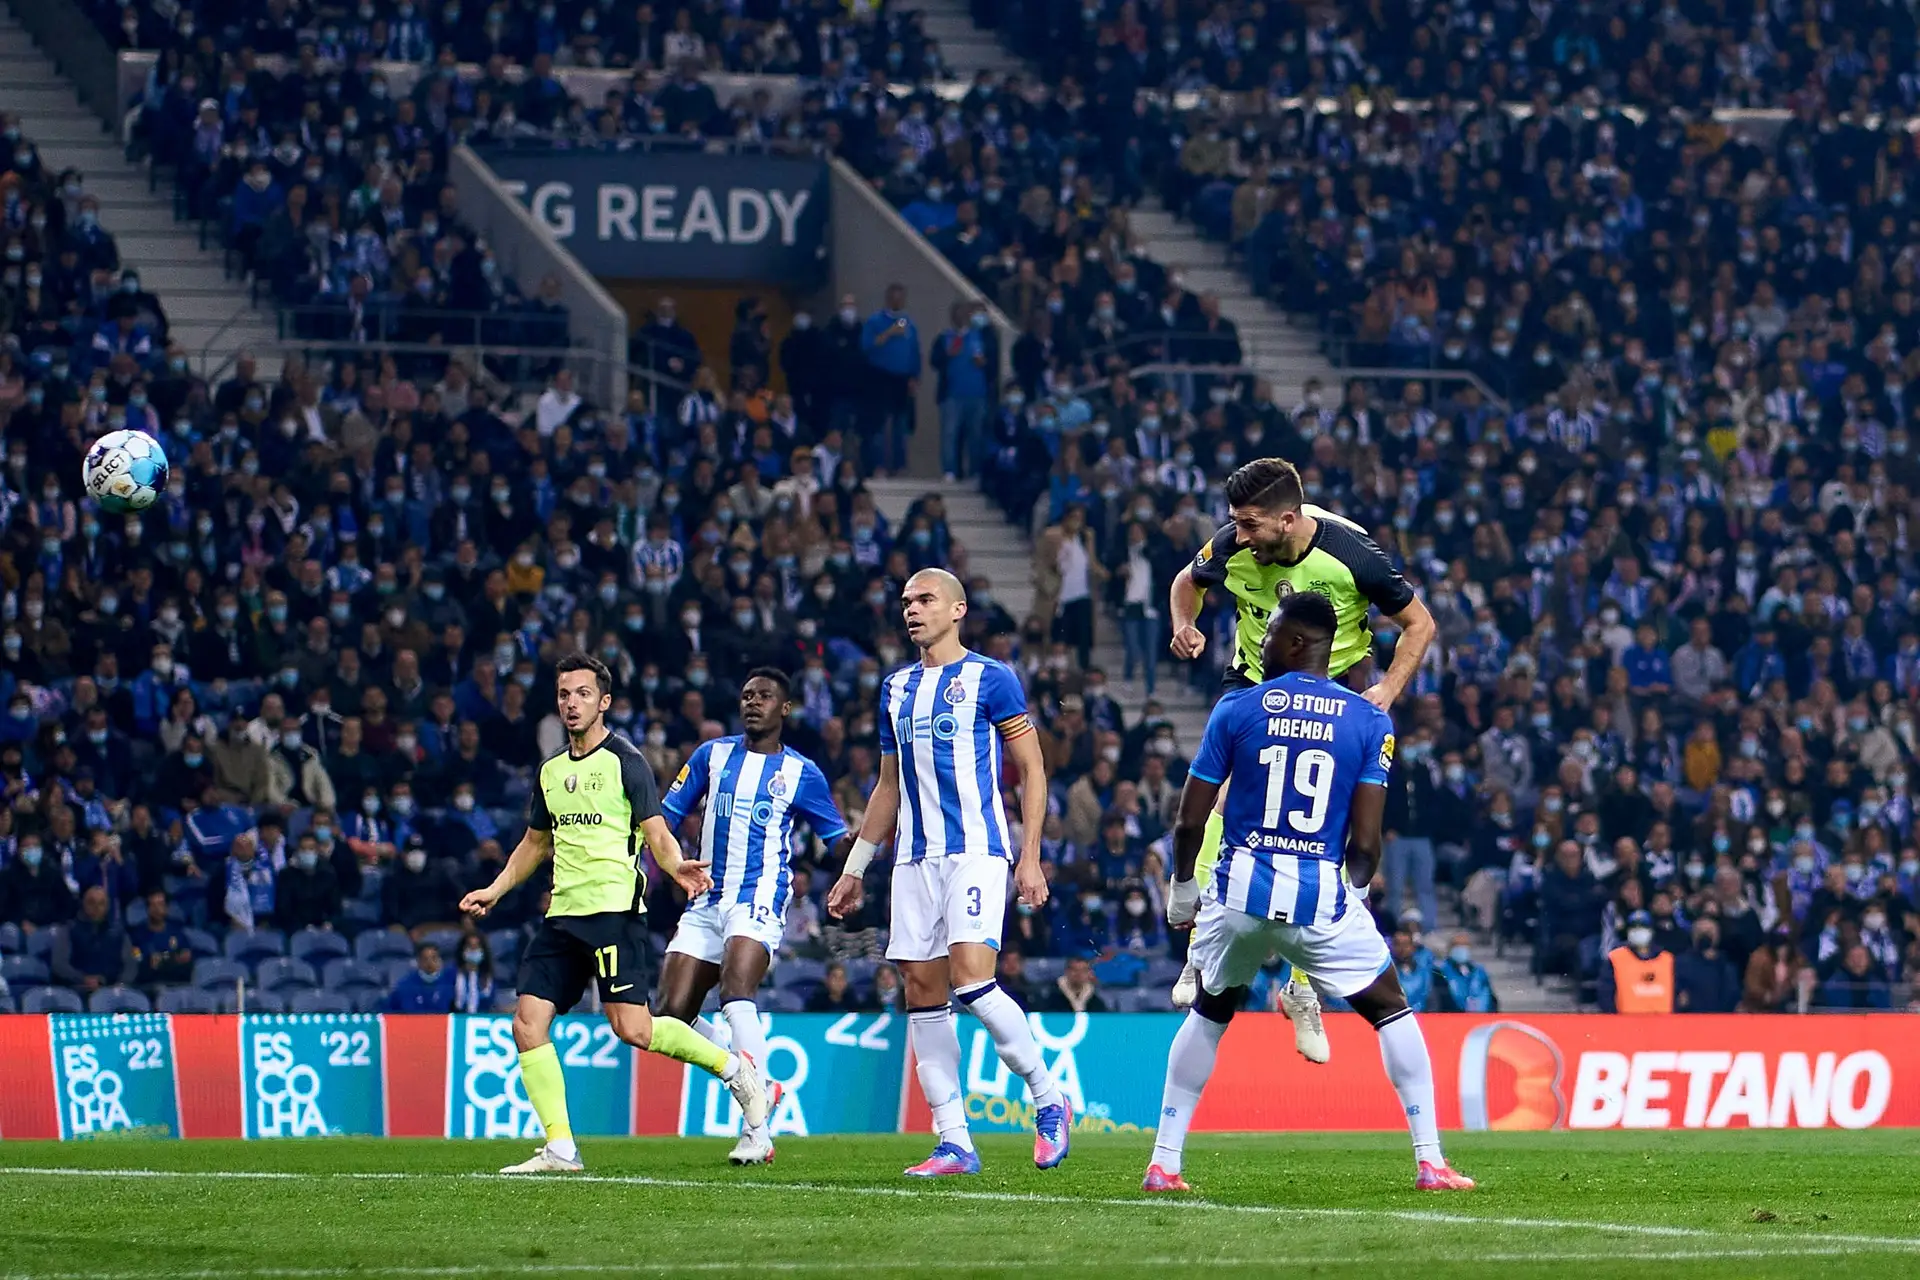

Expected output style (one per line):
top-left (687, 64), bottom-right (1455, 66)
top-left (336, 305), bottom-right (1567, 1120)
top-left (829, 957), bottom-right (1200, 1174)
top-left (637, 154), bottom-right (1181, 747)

top-left (6, 1013), bottom-right (1920, 1139)
top-left (679, 1011), bottom-right (908, 1138)
top-left (241, 1015), bottom-right (385, 1138)
top-left (47, 1013), bottom-right (180, 1139)
top-left (912, 1012), bottom-right (1180, 1136)
top-left (480, 147), bottom-right (830, 285)
top-left (445, 1014), bottom-right (634, 1139)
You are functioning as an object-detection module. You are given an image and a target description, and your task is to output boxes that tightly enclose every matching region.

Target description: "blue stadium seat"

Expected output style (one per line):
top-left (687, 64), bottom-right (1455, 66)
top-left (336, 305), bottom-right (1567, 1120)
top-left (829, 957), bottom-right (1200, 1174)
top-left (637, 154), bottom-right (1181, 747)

top-left (211, 987), bottom-right (243, 1014)
top-left (491, 987), bottom-right (517, 1013)
top-left (156, 987), bottom-right (219, 1014)
top-left (193, 957), bottom-right (252, 991)
top-left (322, 959), bottom-right (388, 991)
top-left (290, 929), bottom-right (352, 967)
top-left (247, 990), bottom-right (290, 1014)
top-left (21, 986), bottom-right (84, 1014)
top-left (354, 931), bottom-right (415, 965)
top-left (2, 956), bottom-right (51, 986)
top-left (288, 990), bottom-right (354, 1015)
top-left (764, 989), bottom-right (807, 1013)
top-left (778, 958), bottom-right (827, 987)
top-left (184, 928), bottom-right (221, 957)
top-left (224, 929), bottom-right (286, 965)
top-left (420, 927), bottom-right (466, 956)
top-left (1142, 958), bottom-right (1187, 990)
top-left (23, 928), bottom-right (55, 958)
top-left (487, 928), bottom-right (524, 963)
top-left (0, 991), bottom-right (14, 1013)
top-left (255, 957), bottom-right (319, 992)
top-left (342, 899), bottom-right (382, 926)
top-left (383, 957), bottom-right (422, 988)
top-left (0, 922), bottom-right (19, 953)
top-left (90, 986), bottom-right (153, 1014)
top-left (350, 988), bottom-right (389, 1014)
top-left (842, 958), bottom-right (879, 987)
top-left (1023, 958), bottom-right (1066, 986)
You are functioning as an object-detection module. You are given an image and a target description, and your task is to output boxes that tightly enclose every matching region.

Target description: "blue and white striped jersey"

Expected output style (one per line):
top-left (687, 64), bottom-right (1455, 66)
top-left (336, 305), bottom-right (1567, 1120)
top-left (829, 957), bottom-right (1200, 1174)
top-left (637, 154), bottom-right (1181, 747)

top-left (662, 736), bottom-right (848, 914)
top-left (1189, 670), bottom-right (1394, 927)
top-left (877, 652), bottom-right (1029, 862)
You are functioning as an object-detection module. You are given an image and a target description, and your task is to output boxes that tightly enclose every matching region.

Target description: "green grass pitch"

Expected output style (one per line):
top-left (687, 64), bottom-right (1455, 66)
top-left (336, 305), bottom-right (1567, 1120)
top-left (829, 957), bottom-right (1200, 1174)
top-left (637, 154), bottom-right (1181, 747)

top-left (5, 1132), bottom-right (1919, 1278)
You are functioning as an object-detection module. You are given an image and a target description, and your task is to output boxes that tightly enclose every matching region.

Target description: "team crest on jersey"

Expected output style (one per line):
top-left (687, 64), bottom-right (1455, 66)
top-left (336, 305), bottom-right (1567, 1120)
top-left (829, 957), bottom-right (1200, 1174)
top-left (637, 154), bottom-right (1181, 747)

top-left (1262, 689), bottom-right (1290, 713)
top-left (564, 774), bottom-right (579, 793)
top-left (767, 774), bottom-right (788, 798)
top-left (1380, 733), bottom-right (1396, 771)
top-left (944, 681), bottom-right (968, 705)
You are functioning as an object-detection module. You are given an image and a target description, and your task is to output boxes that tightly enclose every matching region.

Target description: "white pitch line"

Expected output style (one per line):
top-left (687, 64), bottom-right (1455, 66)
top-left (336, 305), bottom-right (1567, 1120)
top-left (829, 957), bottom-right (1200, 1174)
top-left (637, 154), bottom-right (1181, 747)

top-left (4, 1166), bottom-right (1917, 1255)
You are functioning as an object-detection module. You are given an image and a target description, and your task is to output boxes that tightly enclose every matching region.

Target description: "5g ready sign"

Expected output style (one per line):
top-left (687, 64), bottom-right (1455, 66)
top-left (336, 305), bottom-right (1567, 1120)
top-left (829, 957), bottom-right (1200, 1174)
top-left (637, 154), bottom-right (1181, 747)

top-left (482, 147), bottom-right (830, 286)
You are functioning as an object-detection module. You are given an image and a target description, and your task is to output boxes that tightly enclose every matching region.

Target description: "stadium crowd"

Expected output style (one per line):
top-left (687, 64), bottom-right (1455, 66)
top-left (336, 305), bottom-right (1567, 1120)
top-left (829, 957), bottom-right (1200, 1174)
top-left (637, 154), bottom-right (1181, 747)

top-left (2, 0), bottom-right (1919, 1017)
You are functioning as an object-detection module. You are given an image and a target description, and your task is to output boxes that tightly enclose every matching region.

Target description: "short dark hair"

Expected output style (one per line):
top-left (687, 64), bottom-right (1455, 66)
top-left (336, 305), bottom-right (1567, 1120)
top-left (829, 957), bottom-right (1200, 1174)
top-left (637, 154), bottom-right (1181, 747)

top-left (744, 665), bottom-right (792, 699)
top-left (554, 652), bottom-right (613, 695)
top-left (1277, 589), bottom-right (1338, 635)
top-left (1224, 458), bottom-right (1304, 511)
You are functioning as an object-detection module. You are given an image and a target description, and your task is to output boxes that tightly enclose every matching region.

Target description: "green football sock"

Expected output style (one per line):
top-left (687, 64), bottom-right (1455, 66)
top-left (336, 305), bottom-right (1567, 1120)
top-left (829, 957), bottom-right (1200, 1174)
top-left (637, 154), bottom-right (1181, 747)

top-left (648, 1014), bottom-right (732, 1077)
top-left (517, 1042), bottom-right (573, 1145)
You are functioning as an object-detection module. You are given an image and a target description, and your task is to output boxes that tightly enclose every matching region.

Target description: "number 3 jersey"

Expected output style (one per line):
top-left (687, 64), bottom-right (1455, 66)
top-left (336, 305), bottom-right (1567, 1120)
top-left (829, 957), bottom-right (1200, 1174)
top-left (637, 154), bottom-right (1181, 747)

top-left (662, 737), bottom-right (849, 915)
top-left (1188, 670), bottom-right (1395, 926)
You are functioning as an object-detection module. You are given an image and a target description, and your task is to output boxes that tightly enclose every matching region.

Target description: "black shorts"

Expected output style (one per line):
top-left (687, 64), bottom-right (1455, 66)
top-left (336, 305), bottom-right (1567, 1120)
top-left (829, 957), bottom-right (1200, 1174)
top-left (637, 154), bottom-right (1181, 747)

top-left (517, 912), bottom-right (654, 1014)
top-left (1225, 656), bottom-right (1377, 694)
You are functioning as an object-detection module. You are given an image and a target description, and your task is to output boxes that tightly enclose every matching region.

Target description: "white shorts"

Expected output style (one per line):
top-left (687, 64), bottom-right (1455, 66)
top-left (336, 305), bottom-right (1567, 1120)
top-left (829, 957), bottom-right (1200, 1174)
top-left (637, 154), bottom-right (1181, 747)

top-left (1189, 898), bottom-right (1391, 1001)
top-left (665, 899), bottom-right (784, 965)
top-left (885, 856), bottom-right (1009, 962)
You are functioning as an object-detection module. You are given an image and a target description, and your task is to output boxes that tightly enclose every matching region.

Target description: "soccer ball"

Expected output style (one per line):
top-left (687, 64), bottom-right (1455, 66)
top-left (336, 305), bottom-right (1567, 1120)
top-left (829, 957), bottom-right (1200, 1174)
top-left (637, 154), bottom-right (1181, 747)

top-left (82, 428), bottom-right (171, 513)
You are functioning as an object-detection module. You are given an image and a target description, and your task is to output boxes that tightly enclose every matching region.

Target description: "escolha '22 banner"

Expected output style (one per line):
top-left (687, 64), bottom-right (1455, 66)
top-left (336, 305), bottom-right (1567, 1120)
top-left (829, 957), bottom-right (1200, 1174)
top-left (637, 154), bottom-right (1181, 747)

top-left (3, 1012), bottom-right (1918, 1139)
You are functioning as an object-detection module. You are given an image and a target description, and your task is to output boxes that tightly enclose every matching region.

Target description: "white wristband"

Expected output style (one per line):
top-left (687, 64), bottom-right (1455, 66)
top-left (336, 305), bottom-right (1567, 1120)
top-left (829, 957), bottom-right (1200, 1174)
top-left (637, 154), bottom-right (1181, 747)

top-left (842, 837), bottom-right (880, 880)
top-left (1167, 876), bottom-right (1200, 927)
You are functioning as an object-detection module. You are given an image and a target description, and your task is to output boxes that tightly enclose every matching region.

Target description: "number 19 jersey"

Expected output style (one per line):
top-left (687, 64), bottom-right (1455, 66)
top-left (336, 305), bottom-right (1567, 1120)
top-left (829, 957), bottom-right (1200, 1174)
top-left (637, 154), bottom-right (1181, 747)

top-left (1188, 670), bottom-right (1395, 926)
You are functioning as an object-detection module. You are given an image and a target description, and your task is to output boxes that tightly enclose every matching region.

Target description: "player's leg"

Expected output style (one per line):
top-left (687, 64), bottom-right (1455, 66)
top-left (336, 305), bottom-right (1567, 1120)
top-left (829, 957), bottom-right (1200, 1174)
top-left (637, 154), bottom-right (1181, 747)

top-left (1283, 911), bottom-right (1473, 1191)
top-left (1145, 906), bottom-right (1271, 1191)
top-left (501, 918), bottom-right (590, 1173)
top-left (716, 922), bottom-right (779, 1165)
top-left (595, 915), bottom-right (770, 1131)
top-left (889, 860), bottom-right (978, 1176)
top-left (946, 858), bottom-right (1071, 1169)
top-left (658, 901), bottom-right (725, 1041)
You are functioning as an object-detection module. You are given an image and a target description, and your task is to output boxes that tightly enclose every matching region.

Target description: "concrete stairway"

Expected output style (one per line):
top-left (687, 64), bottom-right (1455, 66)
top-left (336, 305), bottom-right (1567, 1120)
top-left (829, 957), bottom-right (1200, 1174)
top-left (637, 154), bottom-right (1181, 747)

top-left (1126, 199), bottom-right (1342, 407)
top-left (915, 0), bottom-right (1025, 78)
top-left (0, 8), bottom-right (281, 378)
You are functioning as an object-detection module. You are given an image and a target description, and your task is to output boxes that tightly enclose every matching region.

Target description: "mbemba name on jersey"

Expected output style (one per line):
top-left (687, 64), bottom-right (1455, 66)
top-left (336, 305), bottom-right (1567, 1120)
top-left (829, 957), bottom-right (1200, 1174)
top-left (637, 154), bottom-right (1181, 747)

top-left (878, 652), bottom-right (1034, 863)
top-left (1189, 670), bottom-right (1395, 926)
top-left (662, 737), bottom-right (849, 915)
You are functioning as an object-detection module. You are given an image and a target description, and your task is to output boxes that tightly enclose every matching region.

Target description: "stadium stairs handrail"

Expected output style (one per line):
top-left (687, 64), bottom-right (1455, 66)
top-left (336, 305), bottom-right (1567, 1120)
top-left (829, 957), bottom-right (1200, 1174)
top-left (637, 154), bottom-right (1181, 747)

top-left (1059, 361), bottom-right (1508, 416)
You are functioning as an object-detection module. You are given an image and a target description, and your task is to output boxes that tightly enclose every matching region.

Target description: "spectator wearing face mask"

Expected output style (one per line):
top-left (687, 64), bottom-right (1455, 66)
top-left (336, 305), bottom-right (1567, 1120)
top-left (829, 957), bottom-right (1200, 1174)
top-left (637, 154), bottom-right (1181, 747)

top-left (381, 834), bottom-right (459, 937)
top-left (1, 835), bottom-right (74, 932)
top-left (1112, 881), bottom-right (1165, 952)
top-left (1043, 955), bottom-right (1108, 1013)
top-left (1436, 934), bottom-right (1497, 1013)
top-left (451, 933), bottom-right (496, 1013)
top-left (1600, 910), bottom-right (1673, 1014)
top-left (274, 834), bottom-right (343, 933)
top-left (1673, 920), bottom-right (1739, 1013)
top-left (385, 942), bottom-right (456, 1013)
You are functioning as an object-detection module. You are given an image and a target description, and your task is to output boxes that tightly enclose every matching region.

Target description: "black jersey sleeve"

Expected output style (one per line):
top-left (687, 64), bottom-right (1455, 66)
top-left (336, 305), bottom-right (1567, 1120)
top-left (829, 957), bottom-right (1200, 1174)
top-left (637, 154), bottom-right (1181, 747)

top-left (613, 734), bottom-right (663, 825)
top-left (1189, 522), bottom-right (1241, 590)
top-left (525, 763), bottom-right (554, 832)
top-left (1321, 521), bottom-right (1417, 614)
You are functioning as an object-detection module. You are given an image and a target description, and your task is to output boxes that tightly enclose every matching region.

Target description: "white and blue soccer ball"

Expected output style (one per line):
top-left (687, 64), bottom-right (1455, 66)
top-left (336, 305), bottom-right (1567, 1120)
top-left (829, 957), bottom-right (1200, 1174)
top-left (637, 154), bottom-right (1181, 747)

top-left (82, 428), bottom-right (171, 513)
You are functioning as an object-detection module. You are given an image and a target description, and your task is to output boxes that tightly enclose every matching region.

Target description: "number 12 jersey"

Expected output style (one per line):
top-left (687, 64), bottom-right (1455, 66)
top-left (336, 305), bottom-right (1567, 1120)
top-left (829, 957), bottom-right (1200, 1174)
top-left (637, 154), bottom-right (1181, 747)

top-left (1188, 670), bottom-right (1395, 927)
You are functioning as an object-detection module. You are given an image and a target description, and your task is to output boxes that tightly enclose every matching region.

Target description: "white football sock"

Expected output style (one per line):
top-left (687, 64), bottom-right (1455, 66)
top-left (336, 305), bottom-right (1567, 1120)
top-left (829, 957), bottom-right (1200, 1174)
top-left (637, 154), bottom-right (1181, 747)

top-left (956, 981), bottom-right (1063, 1112)
top-left (1150, 1011), bottom-right (1227, 1174)
top-left (1377, 1010), bottom-right (1444, 1165)
top-left (910, 1008), bottom-right (974, 1153)
top-left (693, 1015), bottom-right (725, 1046)
top-left (722, 999), bottom-right (772, 1139)
top-left (547, 1136), bottom-right (579, 1162)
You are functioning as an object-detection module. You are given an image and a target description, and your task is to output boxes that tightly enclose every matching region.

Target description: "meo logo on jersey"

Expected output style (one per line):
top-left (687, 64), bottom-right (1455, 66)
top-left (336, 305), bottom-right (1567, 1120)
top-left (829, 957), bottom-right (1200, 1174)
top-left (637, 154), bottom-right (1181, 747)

top-left (1262, 689), bottom-right (1291, 714)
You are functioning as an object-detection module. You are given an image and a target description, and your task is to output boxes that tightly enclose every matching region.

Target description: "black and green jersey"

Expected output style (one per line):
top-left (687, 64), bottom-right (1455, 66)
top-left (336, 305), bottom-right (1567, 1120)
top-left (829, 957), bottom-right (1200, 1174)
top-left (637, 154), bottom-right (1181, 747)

top-left (526, 730), bottom-right (663, 919)
top-left (1189, 503), bottom-right (1415, 681)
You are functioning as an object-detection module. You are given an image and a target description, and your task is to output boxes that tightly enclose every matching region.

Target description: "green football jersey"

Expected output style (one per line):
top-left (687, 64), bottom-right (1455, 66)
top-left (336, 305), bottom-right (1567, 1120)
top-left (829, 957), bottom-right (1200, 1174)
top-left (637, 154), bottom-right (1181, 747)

top-left (1188, 503), bottom-right (1414, 681)
top-left (526, 730), bottom-right (662, 919)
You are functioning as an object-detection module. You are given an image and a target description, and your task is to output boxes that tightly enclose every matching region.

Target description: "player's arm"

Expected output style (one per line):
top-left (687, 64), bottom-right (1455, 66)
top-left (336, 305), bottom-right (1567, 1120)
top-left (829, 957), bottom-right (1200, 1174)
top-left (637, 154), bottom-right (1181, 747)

top-left (1167, 698), bottom-right (1232, 928)
top-left (1351, 527), bottom-right (1433, 709)
top-left (1171, 525), bottom-right (1233, 659)
top-left (460, 826), bottom-right (552, 918)
top-left (1000, 712), bottom-right (1051, 908)
top-left (795, 762), bottom-right (857, 888)
top-left (625, 745), bottom-right (710, 898)
top-left (829, 753), bottom-right (899, 919)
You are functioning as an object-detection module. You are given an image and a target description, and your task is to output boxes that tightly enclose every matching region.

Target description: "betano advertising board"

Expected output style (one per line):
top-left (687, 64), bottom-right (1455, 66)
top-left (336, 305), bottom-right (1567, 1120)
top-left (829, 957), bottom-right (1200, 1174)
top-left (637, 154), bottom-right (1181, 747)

top-left (0, 1014), bottom-right (1907, 1139)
